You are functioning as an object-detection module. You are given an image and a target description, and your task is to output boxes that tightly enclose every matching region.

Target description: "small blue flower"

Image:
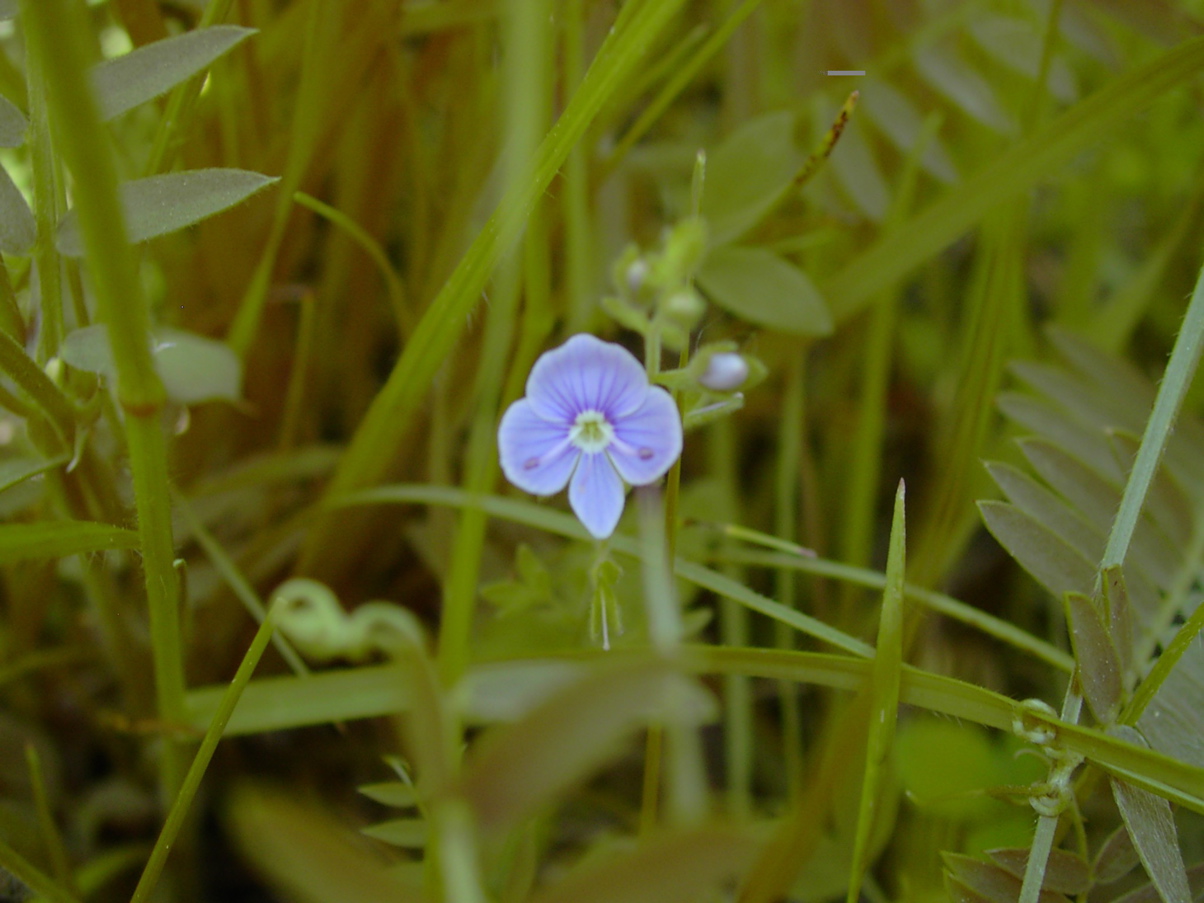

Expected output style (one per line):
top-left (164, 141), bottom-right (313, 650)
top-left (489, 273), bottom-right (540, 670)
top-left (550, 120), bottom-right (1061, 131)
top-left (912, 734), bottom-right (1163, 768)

top-left (498, 334), bottom-right (683, 539)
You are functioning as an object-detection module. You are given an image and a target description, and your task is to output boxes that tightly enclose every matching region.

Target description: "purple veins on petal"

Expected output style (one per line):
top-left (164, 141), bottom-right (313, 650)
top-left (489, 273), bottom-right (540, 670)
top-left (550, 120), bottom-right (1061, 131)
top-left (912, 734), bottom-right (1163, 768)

top-left (569, 450), bottom-right (626, 540)
top-left (526, 334), bottom-right (648, 423)
top-left (497, 399), bottom-right (578, 496)
top-left (608, 387), bottom-right (683, 486)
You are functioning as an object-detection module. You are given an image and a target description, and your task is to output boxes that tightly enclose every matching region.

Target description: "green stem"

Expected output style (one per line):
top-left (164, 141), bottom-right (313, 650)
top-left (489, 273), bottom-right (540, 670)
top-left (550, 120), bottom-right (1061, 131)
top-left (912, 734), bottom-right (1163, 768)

top-left (25, 33), bottom-right (64, 364)
top-left (21, 0), bottom-right (185, 757)
top-left (129, 609), bottom-right (277, 903)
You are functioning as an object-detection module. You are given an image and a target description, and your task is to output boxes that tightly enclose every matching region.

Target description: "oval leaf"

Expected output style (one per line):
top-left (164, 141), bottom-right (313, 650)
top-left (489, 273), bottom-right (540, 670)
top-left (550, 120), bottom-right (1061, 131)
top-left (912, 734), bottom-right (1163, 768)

top-left (700, 111), bottom-right (804, 245)
top-left (0, 94), bottom-right (28, 147)
top-left (57, 169), bottom-right (278, 256)
top-left (697, 245), bottom-right (832, 336)
top-left (92, 26), bottom-right (257, 121)
top-left (60, 324), bottom-right (243, 405)
top-left (0, 164), bottom-right (34, 254)
top-left (154, 328), bottom-right (242, 404)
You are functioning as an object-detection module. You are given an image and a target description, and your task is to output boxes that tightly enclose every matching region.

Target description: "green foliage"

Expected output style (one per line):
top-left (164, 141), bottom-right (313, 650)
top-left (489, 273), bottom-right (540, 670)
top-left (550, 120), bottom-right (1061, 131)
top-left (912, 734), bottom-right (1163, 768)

top-left (2, 1), bottom-right (1204, 902)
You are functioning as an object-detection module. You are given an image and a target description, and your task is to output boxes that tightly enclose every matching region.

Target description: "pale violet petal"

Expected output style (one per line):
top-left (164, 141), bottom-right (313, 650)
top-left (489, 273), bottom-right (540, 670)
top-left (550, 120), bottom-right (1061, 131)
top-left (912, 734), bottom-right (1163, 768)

top-left (498, 399), bottom-right (578, 496)
top-left (568, 451), bottom-right (626, 539)
top-left (527, 334), bottom-right (649, 423)
top-left (608, 387), bottom-right (683, 486)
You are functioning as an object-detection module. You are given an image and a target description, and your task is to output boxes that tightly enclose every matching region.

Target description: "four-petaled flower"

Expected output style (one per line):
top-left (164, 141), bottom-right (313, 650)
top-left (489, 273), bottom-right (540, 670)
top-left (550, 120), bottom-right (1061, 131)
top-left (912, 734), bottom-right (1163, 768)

top-left (498, 334), bottom-right (683, 539)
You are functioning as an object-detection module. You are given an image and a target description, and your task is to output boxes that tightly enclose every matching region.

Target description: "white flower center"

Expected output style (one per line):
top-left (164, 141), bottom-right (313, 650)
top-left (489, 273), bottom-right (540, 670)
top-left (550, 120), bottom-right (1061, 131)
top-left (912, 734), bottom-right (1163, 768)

top-left (569, 410), bottom-right (614, 453)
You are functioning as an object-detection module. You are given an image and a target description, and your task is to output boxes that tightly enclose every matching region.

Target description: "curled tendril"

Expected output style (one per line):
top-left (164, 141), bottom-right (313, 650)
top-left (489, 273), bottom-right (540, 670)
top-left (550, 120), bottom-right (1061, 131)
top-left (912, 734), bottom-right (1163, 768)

top-left (270, 577), bottom-right (426, 663)
top-left (1011, 697), bottom-right (1058, 748)
top-left (1010, 698), bottom-right (1084, 817)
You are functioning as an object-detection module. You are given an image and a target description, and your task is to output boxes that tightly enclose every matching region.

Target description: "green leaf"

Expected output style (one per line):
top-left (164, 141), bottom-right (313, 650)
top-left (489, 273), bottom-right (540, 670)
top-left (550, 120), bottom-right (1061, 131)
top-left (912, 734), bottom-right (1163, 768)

top-left (821, 99), bottom-right (889, 223)
top-left (0, 94), bottom-right (27, 147)
top-left (360, 818), bottom-right (427, 848)
top-left (859, 79), bottom-right (957, 184)
top-left (1019, 439), bottom-right (1176, 598)
top-left (185, 663), bottom-right (414, 736)
top-left (529, 825), bottom-right (758, 903)
top-left (696, 245), bottom-right (832, 336)
top-left (358, 782), bottom-right (418, 809)
top-left (822, 34), bottom-right (1204, 322)
top-left (60, 325), bottom-right (242, 405)
top-left (0, 164), bottom-right (34, 255)
top-left (0, 521), bottom-right (139, 563)
top-left (912, 43), bottom-right (1015, 133)
top-left (1064, 591), bottom-right (1122, 724)
top-left (154, 328), bottom-right (242, 404)
top-left (0, 1), bottom-right (14, 20)
top-left (91, 26), bottom-right (257, 122)
top-left (700, 111), bottom-right (803, 245)
top-left (56, 169), bottom-right (278, 256)
top-left (985, 461), bottom-right (1102, 565)
top-left (987, 848), bottom-right (1091, 895)
top-left (1093, 825), bottom-right (1141, 885)
top-left (942, 854), bottom-right (1060, 903)
top-left (1111, 736), bottom-right (1192, 903)
top-left (1138, 637), bottom-right (1204, 769)
top-left (459, 660), bottom-right (713, 836)
top-left (967, 15), bottom-right (1078, 103)
top-left (848, 481), bottom-right (905, 903)
top-left (224, 785), bottom-right (426, 903)
top-left (978, 500), bottom-right (1094, 600)
top-left (0, 455), bottom-right (68, 495)
top-left (997, 392), bottom-right (1122, 482)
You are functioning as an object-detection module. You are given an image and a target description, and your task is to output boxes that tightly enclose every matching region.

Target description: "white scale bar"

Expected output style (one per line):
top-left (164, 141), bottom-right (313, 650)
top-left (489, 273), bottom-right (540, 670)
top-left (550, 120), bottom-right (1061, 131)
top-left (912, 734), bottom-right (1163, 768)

top-left (826, 70), bottom-right (865, 75)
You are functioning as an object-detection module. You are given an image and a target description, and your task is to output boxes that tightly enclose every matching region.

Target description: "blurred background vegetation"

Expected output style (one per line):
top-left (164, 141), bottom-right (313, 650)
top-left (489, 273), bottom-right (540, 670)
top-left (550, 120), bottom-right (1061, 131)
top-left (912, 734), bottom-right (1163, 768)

top-left (1, 0), bottom-right (1203, 901)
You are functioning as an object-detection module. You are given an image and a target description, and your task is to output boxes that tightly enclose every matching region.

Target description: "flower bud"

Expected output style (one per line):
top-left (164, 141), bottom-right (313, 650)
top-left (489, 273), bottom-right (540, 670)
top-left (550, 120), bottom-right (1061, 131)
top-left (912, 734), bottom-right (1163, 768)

top-left (625, 258), bottom-right (650, 294)
top-left (698, 352), bottom-right (749, 391)
top-left (661, 288), bottom-right (706, 330)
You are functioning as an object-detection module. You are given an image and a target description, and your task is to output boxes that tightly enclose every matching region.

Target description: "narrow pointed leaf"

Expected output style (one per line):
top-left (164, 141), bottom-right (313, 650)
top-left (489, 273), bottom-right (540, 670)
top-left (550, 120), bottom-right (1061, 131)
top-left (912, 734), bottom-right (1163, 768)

top-left (0, 164), bottom-right (34, 254)
top-left (1064, 591), bottom-right (1122, 724)
top-left (1138, 637), bottom-right (1204, 769)
top-left (697, 245), bottom-right (832, 336)
top-left (359, 818), bottom-right (427, 848)
top-left (847, 481), bottom-right (905, 903)
top-left (987, 848), bottom-right (1091, 895)
top-left (986, 461), bottom-right (1103, 565)
top-left (1093, 825), bottom-right (1141, 885)
top-left (978, 500), bottom-right (1094, 600)
top-left (0, 521), bottom-right (138, 563)
top-left (997, 392), bottom-right (1122, 481)
top-left (358, 782), bottom-right (418, 808)
top-left (92, 26), bottom-right (257, 121)
top-left (1111, 732), bottom-right (1191, 903)
top-left (57, 169), bottom-right (278, 256)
